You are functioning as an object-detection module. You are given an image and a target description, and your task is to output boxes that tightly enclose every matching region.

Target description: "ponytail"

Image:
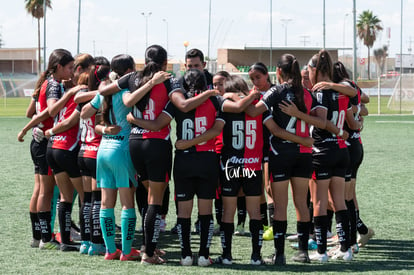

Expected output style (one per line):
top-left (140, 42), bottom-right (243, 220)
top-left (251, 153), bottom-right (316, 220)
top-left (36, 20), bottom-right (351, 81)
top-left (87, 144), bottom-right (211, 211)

top-left (33, 71), bottom-right (49, 98)
top-left (277, 54), bottom-right (307, 113)
top-left (309, 49), bottom-right (333, 83)
top-left (135, 45), bottom-right (167, 112)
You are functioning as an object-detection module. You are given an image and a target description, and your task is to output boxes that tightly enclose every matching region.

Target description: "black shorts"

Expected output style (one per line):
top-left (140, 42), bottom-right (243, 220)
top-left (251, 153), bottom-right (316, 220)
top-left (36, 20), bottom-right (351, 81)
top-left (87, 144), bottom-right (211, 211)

top-left (345, 139), bottom-right (364, 181)
top-left (220, 169), bottom-right (263, 197)
top-left (173, 151), bottom-right (218, 201)
top-left (269, 149), bottom-right (312, 182)
top-left (46, 147), bottom-right (81, 178)
top-left (129, 138), bottom-right (172, 183)
top-left (312, 146), bottom-right (350, 180)
top-left (77, 156), bottom-right (97, 178)
top-left (30, 138), bottom-right (51, 175)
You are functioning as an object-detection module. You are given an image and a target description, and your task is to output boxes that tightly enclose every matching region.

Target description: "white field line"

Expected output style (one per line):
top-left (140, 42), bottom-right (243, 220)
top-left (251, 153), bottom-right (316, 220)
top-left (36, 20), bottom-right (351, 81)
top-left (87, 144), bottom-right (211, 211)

top-left (375, 121), bottom-right (414, 124)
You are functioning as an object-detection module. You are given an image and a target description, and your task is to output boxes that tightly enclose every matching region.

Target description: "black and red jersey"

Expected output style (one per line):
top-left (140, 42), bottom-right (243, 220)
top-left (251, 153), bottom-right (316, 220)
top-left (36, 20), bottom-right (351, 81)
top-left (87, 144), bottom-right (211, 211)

top-left (77, 100), bottom-right (102, 159)
top-left (215, 132), bottom-right (224, 154)
top-left (48, 95), bottom-right (80, 151)
top-left (344, 80), bottom-right (363, 144)
top-left (37, 76), bottom-right (64, 131)
top-left (164, 95), bottom-right (224, 153)
top-left (117, 72), bottom-right (181, 140)
top-left (311, 88), bottom-right (352, 149)
top-left (261, 83), bottom-right (312, 153)
top-left (220, 97), bottom-right (268, 171)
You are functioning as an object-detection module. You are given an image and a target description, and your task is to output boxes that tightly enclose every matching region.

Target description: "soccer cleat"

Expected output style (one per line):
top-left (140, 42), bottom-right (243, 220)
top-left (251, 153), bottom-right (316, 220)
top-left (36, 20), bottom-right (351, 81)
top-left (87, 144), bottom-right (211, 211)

top-left (141, 245), bottom-right (167, 257)
top-left (234, 224), bottom-right (245, 236)
top-left (327, 235), bottom-right (339, 246)
top-left (79, 241), bottom-right (91, 254)
top-left (250, 254), bottom-right (266, 265)
top-left (351, 243), bottom-right (359, 254)
top-left (263, 226), bottom-right (273, 241)
top-left (290, 239), bottom-right (317, 250)
top-left (54, 232), bottom-right (62, 243)
top-left (291, 251), bottom-right (311, 263)
top-left (88, 243), bottom-right (106, 256)
top-left (154, 248), bottom-right (166, 257)
top-left (357, 228), bottom-right (375, 247)
top-left (70, 227), bottom-right (81, 242)
top-left (326, 230), bottom-right (333, 239)
top-left (286, 234), bottom-right (298, 242)
top-left (215, 255), bottom-right (233, 265)
top-left (141, 253), bottom-right (166, 265)
top-left (31, 238), bottom-right (40, 248)
top-left (120, 248), bottom-right (141, 261)
top-left (197, 256), bottom-right (214, 267)
top-left (329, 246), bottom-right (353, 261)
top-left (159, 218), bottom-right (167, 233)
top-left (39, 239), bottom-right (60, 250)
top-left (309, 252), bottom-right (329, 263)
top-left (60, 241), bottom-right (81, 252)
top-left (180, 256), bottom-right (193, 266)
top-left (272, 254), bottom-right (286, 266)
top-left (104, 249), bottom-right (121, 260)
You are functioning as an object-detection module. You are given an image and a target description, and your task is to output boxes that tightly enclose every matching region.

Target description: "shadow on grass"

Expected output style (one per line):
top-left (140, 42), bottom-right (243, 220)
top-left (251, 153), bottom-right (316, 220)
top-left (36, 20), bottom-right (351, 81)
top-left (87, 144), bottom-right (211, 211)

top-left (114, 229), bottom-right (414, 272)
top-left (203, 239), bottom-right (414, 273)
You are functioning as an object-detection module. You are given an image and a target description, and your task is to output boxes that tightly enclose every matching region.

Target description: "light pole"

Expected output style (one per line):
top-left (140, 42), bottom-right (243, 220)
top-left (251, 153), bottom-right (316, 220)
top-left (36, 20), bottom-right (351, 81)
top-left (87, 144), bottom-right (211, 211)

top-left (281, 19), bottom-right (292, 46)
top-left (399, 0), bottom-right (403, 114)
top-left (323, 0), bottom-right (326, 48)
top-left (43, 0), bottom-right (47, 71)
top-left (343, 13), bottom-right (349, 58)
top-left (162, 19), bottom-right (169, 53)
top-left (207, 0), bottom-right (212, 61)
top-left (77, 0), bottom-right (81, 54)
top-left (270, 0), bottom-right (272, 69)
top-left (141, 12), bottom-right (152, 49)
top-left (352, 0), bottom-right (357, 81)
top-left (183, 41), bottom-right (189, 63)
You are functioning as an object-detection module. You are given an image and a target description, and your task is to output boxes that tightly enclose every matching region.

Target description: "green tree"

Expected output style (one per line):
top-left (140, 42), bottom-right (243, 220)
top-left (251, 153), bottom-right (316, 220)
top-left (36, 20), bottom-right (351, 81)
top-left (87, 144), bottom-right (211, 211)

top-left (374, 45), bottom-right (388, 77)
top-left (24, 0), bottom-right (52, 74)
top-left (357, 10), bottom-right (383, 80)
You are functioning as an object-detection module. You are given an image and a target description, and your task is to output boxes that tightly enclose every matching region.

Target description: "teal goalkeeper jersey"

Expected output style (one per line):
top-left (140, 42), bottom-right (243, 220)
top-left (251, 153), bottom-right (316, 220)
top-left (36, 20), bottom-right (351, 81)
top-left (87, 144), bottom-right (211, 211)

top-left (90, 89), bottom-right (131, 150)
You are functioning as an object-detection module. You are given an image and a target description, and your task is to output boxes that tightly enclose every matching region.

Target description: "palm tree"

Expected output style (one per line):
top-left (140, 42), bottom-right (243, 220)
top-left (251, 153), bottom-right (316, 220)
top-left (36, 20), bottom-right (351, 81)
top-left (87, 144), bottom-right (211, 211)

top-left (357, 10), bottom-right (383, 80)
top-left (374, 45), bottom-right (388, 77)
top-left (24, 0), bottom-right (52, 74)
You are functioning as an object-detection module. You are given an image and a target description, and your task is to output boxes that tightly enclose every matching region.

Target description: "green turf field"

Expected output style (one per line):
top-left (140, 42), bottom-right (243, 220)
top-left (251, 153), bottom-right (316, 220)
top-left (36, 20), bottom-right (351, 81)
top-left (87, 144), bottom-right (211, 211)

top-left (0, 112), bottom-right (413, 274)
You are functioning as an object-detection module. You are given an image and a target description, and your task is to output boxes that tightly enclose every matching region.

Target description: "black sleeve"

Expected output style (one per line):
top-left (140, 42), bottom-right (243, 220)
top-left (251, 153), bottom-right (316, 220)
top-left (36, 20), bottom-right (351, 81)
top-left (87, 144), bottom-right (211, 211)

top-left (117, 71), bottom-right (138, 91)
top-left (261, 85), bottom-right (281, 110)
top-left (163, 101), bottom-right (176, 118)
top-left (46, 80), bottom-right (62, 100)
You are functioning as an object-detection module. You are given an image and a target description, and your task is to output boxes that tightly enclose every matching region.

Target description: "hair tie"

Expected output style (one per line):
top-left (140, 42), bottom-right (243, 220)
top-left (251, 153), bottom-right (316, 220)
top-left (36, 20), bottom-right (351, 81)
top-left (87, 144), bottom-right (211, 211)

top-left (94, 65), bottom-right (101, 83)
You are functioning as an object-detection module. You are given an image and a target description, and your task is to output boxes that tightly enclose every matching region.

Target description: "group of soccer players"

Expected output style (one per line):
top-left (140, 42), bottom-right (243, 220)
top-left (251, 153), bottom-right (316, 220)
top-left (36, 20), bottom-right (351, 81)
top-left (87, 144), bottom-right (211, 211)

top-left (18, 45), bottom-right (374, 266)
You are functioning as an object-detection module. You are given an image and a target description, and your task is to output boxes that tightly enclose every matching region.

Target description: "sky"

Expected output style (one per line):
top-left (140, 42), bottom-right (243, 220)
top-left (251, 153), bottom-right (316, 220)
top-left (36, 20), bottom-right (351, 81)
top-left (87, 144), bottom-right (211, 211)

top-left (0, 0), bottom-right (413, 63)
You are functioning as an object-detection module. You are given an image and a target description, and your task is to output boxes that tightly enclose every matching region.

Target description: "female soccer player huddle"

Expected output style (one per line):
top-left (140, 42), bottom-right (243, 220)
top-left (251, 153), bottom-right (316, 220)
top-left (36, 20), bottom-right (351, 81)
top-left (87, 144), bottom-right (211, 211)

top-left (19, 46), bottom-right (373, 267)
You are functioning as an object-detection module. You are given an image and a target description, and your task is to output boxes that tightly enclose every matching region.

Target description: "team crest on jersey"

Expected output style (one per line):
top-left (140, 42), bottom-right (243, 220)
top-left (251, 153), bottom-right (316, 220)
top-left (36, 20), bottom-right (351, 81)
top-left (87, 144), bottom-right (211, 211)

top-left (286, 92), bottom-right (294, 102)
top-left (332, 93), bottom-right (339, 101)
top-left (316, 92), bottom-right (323, 104)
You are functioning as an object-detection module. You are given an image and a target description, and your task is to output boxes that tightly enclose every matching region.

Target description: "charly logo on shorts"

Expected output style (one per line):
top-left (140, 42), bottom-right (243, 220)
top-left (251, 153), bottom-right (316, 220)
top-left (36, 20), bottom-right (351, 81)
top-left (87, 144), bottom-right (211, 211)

top-left (224, 156), bottom-right (258, 180)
